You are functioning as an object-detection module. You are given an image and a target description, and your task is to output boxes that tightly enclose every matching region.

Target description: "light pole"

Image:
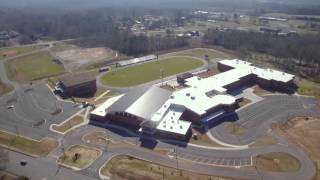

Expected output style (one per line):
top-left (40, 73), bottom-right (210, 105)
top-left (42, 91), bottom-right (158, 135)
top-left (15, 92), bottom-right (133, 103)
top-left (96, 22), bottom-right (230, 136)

top-left (160, 68), bottom-right (164, 86)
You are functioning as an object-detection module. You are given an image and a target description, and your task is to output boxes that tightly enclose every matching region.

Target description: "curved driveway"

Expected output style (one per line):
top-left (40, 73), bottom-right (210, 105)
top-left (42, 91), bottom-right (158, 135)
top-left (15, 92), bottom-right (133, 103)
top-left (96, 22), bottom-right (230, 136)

top-left (209, 95), bottom-right (320, 146)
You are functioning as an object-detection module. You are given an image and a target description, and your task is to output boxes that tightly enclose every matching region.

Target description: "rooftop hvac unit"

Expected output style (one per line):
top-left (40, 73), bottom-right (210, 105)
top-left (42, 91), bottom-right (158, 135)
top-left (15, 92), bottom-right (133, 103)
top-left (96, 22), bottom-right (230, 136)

top-left (191, 96), bottom-right (195, 100)
top-left (186, 93), bottom-right (190, 96)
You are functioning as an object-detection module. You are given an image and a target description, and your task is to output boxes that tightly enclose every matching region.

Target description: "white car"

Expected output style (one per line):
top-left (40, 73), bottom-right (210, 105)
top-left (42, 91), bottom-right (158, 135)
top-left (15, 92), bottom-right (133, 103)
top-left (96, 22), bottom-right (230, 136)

top-left (7, 105), bottom-right (14, 109)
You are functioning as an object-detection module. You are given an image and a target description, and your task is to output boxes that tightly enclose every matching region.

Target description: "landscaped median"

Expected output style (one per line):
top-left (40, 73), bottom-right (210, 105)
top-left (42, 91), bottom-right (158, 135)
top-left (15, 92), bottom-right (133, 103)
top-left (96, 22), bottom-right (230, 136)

top-left (51, 115), bottom-right (85, 134)
top-left (100, 57), bottom-right (203, 87)
top-left (57, 145), bottom-right (101, 170)
top-left (253, 152), bottom-right (301, 172)
top-left (99, 155), bottom-right (240, 180)
top-left (0, 130), bottom-right (58, 157)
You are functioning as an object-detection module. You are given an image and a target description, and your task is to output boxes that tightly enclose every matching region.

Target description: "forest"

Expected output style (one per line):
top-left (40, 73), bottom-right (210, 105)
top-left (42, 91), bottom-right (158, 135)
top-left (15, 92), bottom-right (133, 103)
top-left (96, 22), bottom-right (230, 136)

top-left (204, 29), bottom-right (320, 81)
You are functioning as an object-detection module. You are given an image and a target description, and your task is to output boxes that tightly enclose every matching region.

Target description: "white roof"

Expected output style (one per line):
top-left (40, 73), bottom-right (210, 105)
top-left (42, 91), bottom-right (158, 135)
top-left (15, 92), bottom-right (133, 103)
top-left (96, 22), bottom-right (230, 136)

top-left (90, 94), bottom-right (124, 117)
top-left (171, 87), bottom-right (236, 115)
top-left (155, 104), bottom-right (191, 135)
top-left (218, 59), bottom-right (294, 83)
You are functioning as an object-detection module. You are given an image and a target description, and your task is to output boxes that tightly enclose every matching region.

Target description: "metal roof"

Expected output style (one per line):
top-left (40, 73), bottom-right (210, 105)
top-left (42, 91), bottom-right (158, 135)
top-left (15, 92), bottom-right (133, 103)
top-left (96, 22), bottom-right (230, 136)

top-left (107, 86), bottom-right (172, 120)
top-left (58, 72), bottom-right (96, 87)
top-left (107, 86), bottom-right (149, 112)
top-left (126, 86), bottom-right (172, 119)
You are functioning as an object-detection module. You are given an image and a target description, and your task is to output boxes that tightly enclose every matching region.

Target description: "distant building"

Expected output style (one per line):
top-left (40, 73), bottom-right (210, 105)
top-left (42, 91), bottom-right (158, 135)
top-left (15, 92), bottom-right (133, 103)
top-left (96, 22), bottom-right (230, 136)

top-left (177, 72), bottom-right (194, 84)
top-left (258, 16), bottom-right (288, 22)
top-left (259, 27), bottom-right (281, 34)
top-left (56, 72), bottom-right (97, 97)
top-left (117, 55), bottom-right (157, 67)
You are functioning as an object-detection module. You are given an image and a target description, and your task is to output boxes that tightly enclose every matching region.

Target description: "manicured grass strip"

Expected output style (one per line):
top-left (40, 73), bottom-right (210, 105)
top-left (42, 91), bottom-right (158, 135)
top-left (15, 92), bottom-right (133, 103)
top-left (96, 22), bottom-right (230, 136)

top-left (0, 45), bottom-right (45, 60)
top-left (0, 131), bottom-right (58, 157)
top-left (101, 57), bottom-right (203, 87)
top-left (58, 145), bottom-right (101, 170)
top-left (5, 51), bottom-right (65, 82)
top-left (52, 116), bottom-right (84, 133)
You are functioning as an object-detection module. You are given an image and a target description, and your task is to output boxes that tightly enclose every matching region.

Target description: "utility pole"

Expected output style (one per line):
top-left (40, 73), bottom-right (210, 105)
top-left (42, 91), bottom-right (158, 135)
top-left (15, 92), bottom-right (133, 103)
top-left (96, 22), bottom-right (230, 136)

top-left (160, 69), bottom-right (164, 86)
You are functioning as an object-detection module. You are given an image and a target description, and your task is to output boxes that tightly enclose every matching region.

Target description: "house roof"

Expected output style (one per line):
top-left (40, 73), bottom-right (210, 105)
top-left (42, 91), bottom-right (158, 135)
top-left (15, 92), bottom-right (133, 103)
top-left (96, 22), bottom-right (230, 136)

top-left (58, 72), bottom-right (96, 87)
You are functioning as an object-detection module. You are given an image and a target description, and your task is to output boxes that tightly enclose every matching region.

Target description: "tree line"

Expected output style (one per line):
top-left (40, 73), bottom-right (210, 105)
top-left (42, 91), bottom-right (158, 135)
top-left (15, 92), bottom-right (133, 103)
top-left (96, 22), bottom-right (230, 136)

top-left (0, 8), bottom-right (188, 56)
top-left (204, 29), bottom-right (320, 81)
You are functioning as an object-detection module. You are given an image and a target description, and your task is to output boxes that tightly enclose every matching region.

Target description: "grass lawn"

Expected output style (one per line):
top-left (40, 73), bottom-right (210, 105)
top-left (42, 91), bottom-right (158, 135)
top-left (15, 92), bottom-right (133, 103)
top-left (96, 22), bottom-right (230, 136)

top-left (0, 45), bottom-right (45, 60)
top-left (173, 48), bottom-right (238, 60)
top-left (0, 79), bottom-right (13, 96)
top-left (0, 131), bottom-right (58, 157)
top-left (52, 115), bottom-right (84, 133)
top-left (101, 155), bottom-right (241, 180)
top-left (58, 145), bottom-right (101, 170)
top-left (254, 152), bottom-right (301, 172)
top-left (297, 82), bottom-right (320, 100)
top-left (101, 57), bottom-right (203, 87)
top-left (5, 51), bottom-right (65, 82)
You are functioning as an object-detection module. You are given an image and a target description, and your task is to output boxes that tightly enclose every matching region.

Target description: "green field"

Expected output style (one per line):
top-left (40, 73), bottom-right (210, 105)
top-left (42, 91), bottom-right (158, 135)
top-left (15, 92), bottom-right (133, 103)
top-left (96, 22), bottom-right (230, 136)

top-left (100, 57), bottom-right (203, 87)
top-left (5, 51), bottom-right (65, 82)
top-left (0, 45), bottom-right (45, 60)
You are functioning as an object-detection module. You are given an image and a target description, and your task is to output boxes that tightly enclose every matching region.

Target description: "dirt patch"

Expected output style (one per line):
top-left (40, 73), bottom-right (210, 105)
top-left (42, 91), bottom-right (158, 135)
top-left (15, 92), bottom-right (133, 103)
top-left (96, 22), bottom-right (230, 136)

top-left (250, 134), bottom-right (278, 147)
top-left (52, 115), bottom-right (84, 133)
top-left (0, 79), bottom-right (13, 96)
top-left (56, 47), bottom-right (115, 63)
top-left (58, 145), bottom-right (101, 170)
top-left (238, 98), bottom-right (252, 108)
top-left (273, 117), bottom-right (320, 175)
top-left (224, 123), bottom-right (248, 135)
top-left (0, 171), bottom-right (18, 180)
top-left (254, 152), bottom-right (301, 172)
top-left (55, 47), bottom-right (116, 71)
top-left (273, 117), bottom-right (320, 179)
top-left (101, 155), bottom-right (242, 180)
top-left (252, 85), bottom-right (274, 96)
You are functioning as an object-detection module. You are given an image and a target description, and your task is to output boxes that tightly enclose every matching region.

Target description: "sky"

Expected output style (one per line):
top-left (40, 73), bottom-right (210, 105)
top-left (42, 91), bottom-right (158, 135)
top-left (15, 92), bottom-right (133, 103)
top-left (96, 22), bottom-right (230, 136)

top-left (0, 0), bottom-right (319, 10)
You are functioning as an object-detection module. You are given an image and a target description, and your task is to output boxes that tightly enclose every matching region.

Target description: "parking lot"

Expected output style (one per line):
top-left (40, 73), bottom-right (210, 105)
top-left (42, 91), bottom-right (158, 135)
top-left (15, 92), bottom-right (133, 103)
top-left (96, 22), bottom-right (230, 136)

top-left (0, 82), bottom-right (80, 139)
top-left (167, 151), bottom-right (252, 167)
